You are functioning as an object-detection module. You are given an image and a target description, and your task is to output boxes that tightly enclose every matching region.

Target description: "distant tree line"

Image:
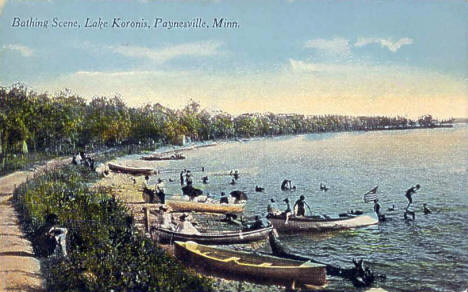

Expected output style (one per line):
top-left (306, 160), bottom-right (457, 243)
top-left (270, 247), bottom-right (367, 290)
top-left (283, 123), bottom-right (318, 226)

top-left (0, 84), bottom-right (449, 166)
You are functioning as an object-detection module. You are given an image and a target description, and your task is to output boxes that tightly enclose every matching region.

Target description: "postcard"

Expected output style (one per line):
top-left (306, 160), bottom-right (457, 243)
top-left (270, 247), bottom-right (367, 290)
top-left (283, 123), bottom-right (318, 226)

top-left (1, 1), bottom-right (467, 291)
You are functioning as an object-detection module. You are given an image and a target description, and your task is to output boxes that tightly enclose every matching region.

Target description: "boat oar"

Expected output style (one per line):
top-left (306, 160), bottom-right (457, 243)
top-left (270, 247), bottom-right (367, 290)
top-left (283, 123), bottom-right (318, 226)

top-left (306, 204), bottom-right (312, 216)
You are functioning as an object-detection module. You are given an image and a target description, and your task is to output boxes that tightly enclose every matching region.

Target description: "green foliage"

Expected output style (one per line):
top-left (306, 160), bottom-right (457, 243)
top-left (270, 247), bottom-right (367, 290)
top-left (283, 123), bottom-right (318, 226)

top-left (15, 165), bottom-right (213, 292)
top-left (1, 83), bottom-right (445, 173)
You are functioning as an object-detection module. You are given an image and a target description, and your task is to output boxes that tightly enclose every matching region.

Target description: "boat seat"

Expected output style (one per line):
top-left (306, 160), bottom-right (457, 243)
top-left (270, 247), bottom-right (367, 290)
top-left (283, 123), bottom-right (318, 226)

top-left (259, 262), bottom-right (272, 267)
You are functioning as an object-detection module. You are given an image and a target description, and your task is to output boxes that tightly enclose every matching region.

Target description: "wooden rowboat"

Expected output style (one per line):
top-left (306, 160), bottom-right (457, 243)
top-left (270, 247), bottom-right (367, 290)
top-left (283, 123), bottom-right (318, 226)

top-left (267, 213), bottom-right (378, 233)
top-left (166, 198), bottom-right (245, 214)
top-left (153, 226), bottom-right (273, 245)
top-left (107, 162), bottom-right (154, 175)
top-left (174, 241), bottom-right (327, 288)
top-left (141, 154), bottom-right (185, 161)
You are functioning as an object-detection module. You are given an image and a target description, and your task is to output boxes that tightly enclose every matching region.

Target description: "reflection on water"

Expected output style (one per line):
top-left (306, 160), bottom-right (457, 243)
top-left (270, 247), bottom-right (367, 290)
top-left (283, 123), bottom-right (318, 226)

top-left (126, 126), bottom-right (468, 292)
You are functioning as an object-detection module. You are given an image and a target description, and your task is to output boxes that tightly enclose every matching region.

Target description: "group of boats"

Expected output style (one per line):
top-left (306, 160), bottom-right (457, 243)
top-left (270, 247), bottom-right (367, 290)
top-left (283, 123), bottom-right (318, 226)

top-left (158, 210), bottom-right (378, 289)
top-left (106, 152), bottom-right (380, 289)
top-left (151, 211), bottom-right (378, 289)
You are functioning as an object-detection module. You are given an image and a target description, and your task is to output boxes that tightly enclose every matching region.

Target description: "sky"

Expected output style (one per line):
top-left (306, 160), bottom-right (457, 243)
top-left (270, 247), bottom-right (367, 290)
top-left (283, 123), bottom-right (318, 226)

top-left (0, 0), bottom-right (467, 118)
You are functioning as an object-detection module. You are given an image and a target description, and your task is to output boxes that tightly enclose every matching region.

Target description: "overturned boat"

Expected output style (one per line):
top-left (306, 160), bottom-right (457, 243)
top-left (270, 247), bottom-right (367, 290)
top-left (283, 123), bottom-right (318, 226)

top-left (153, 226), bottom-right (273, 245)
top-left (174, 241), bottom-right (327, 289)
top-left (267, 213), bottom-right (378, 233)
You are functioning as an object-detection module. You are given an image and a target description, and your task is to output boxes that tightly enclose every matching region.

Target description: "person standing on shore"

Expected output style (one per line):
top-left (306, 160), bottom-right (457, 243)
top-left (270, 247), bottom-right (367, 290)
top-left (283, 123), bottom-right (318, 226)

top-left (186, 171), bottom-right (193, 186)
top-left (142, 175), bottom-right (155, 203)
top-left (155, 178), bottom-right (165, 204)
top-left (180, 171), bottom-right (185, 186)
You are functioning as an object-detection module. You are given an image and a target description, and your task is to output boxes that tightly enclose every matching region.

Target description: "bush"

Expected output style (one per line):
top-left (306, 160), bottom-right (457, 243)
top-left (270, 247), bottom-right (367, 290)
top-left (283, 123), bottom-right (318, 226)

top-left (15, 165), bottom-right (212, 292)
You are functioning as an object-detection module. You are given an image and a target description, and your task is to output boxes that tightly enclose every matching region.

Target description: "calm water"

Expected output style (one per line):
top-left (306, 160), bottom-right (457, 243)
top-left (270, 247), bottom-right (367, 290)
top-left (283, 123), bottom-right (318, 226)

top-left (126, 125), bottom-right (468, 291)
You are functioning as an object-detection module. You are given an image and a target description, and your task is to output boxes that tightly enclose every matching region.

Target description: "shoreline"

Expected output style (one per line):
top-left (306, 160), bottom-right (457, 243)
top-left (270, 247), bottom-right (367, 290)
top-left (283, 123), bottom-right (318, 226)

top-left (2, 125), bottom-right (463, 291)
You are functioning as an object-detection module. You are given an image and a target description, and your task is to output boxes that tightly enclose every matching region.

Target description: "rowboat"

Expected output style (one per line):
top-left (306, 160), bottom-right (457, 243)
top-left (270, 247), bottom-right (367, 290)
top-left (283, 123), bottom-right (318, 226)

top-left (166, 198), bottom-right (245, 214)
top-left (153, 226), bottom-right (273, 245)
top-left (267, 213), bottom-right (378, 233)
top-left (174, 241), bottom-right (327, 288)
top-left (107, 162), bottom-right (154, 175)
top-left (141, 154), bottom-right (185, 161)
top-left (195, 142), bottom-right (217, 148)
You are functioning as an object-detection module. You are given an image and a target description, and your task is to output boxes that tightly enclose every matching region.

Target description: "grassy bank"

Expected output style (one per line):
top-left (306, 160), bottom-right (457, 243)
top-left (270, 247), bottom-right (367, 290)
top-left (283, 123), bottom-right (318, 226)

top-left (0, 141), bottom-right (159, 176)
top-left (14, 164), bottom-right (212, 292)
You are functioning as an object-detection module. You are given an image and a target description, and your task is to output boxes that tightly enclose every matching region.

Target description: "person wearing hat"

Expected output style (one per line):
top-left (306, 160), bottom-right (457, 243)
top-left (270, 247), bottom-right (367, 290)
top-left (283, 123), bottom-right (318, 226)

top-left (158, 205), bottom-right (175, 230)
top-left (175, 213), bottom-right (200, 235)
top-left (293, 195), bottom-right (310, 217)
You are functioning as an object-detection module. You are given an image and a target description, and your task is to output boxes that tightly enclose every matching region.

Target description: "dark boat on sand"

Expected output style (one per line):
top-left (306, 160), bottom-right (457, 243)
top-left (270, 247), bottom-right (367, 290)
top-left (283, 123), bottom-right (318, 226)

top-left (107, 162), bottom-right (154, 175)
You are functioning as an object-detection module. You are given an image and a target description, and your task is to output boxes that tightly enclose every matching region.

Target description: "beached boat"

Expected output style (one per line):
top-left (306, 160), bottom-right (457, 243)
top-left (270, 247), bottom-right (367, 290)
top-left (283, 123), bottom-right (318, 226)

top-left (195, 142), bottom-right (217, 148)
top-left (267, 213), bottom-right (378, 233)
top-left (141, 154), bottom-right (185, 161)
top-left (174, 241), bottom-right (327, 288)
top-left (107, 162), bottom-right (154, 175)
top-left (166, 198), bottom-right (245, 214)
top-left (154, 226), bottom-right (273, 245)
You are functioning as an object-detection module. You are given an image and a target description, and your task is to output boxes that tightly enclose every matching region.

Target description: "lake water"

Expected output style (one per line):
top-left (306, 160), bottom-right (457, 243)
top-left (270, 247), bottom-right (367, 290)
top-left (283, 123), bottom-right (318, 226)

top-left (126, 125), bottom-right (468, 291)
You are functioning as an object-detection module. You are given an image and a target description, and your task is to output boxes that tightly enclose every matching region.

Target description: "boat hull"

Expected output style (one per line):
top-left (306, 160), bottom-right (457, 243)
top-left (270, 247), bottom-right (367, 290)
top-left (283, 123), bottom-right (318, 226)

top-left (154, 226), bottom-right (273, 245)
top-left (268, 213), bottom-right (378, 233)
top-left (166, 199), bottom-right (244, 214)
top-left (107, 162), bottom-right (154, 175)
top-left (141, 155), bottom-right (185, 161)
top-left (174, 241), bottom-right (327, 288)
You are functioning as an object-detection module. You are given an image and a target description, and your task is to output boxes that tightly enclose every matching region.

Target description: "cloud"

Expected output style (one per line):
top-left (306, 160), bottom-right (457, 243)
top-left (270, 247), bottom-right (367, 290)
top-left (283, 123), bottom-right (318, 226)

top-left (289, 59), bottom-right (354, 73)
top-left (354, 37), bottom-right (414, 52)
top-left (110, 41), bottom-right (223, 64)
top-left (31, 60), bottom-right (467, 119)
top-left (304, 38), bottom-right (351, 56)
top-left (2, 44), bottom-right (34, 57)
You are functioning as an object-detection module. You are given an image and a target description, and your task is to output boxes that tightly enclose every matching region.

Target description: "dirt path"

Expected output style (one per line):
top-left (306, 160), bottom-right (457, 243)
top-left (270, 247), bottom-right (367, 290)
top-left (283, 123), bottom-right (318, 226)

top-left (0, 158), bottom-right (70, 292)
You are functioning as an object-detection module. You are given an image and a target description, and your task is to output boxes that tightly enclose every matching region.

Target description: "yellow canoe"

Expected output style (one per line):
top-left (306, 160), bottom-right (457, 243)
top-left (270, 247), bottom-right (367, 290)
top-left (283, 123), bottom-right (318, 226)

top-left (174, 241), bottom-right (327, 289)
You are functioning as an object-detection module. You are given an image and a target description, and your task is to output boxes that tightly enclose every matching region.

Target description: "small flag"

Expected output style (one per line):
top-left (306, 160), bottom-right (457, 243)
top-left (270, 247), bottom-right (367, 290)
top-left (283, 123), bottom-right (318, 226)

top-left (363, 186), bottom-right (378, 203)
